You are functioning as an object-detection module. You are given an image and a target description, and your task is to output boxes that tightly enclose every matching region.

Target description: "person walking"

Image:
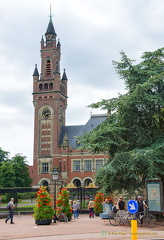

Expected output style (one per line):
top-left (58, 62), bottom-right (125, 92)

top-left (5, 198), bottom-right (15, 224)
top-left (72, 200), bottom-right (78, 219)
top-left (88, 198), bottom-right (95, 218)
top-left (76, 200), bottom-right (80, 218)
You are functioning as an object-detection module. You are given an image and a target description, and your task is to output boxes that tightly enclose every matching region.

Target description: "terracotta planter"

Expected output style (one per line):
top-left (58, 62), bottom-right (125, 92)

top-left (35, 219), bottom-right (52, 225)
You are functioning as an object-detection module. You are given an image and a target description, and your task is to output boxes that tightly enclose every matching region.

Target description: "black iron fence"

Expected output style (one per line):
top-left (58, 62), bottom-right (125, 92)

top-left (67, 187), bottom-right (99, 213)
top-left (0, 187), bottom-right (38, 212)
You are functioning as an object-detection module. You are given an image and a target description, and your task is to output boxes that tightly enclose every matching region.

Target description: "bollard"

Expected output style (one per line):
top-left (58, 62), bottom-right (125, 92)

top-left (131, 219), bottom-right (137, 240)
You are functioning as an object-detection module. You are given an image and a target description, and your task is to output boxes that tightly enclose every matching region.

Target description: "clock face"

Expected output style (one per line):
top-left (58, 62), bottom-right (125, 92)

top-left (42, 109), bottom-right (51, 119)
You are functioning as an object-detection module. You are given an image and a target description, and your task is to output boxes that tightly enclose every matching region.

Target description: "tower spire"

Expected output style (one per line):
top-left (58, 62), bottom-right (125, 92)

top-left (49, 4), bottom-right (53, 22)
top-left (45, 6), bottom-right (56, 37)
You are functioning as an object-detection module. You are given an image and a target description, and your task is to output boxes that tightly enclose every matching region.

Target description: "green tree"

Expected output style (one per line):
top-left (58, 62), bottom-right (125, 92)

top-left (0, 148), bottom-right (32, 187)
top-left (79, 48), bottom-right (164, 195)
top-left (0, 161), bottom-right (16, 187)
top-left (12, 154), bottom-right (32, 187)
top-left (0, 148), bottom-right (9, 166)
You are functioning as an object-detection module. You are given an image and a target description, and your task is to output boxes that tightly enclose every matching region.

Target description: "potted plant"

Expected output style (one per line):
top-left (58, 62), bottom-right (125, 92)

top-left (56, 188), bottom-right (72, 221)
top-left (94, 192), bottom-right (104, 216)
top-left (33, 186), bottom-right (55, 225)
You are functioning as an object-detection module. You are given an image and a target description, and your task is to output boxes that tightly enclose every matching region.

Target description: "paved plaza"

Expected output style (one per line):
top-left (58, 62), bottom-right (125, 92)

top-left (0, 214), bottom-right (164, 240)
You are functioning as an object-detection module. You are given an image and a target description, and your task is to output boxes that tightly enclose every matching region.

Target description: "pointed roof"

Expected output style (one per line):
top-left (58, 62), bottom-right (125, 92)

top-left (33, 64), bottom-right (39, 76)
top-left (45, 17), bottom-right (57, 36)
top-left (57, 39), bottom-right (61, 46)
top-left (61, 69), bottom-right (68, 81)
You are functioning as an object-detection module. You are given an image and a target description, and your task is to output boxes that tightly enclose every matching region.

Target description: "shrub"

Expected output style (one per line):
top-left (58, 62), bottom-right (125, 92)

top-left (33, 186), bottom-right (55, 220)
top-left (56, 188), bottom-right (72, 218)
top-left (94, 192), bottom-right (104, 214)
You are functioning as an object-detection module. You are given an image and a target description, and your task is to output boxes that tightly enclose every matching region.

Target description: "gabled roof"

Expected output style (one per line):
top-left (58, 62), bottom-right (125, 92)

top-left (59, 114), bottom-right (107, 148)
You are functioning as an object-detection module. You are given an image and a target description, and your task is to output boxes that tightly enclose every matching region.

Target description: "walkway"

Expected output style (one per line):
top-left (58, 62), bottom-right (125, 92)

top-left (0, 214), bottom-right (163, 240)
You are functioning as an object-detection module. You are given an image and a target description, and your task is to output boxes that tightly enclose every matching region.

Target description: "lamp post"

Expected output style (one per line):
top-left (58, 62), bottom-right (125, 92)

top-left (51, 168), bottom-right (59, 223)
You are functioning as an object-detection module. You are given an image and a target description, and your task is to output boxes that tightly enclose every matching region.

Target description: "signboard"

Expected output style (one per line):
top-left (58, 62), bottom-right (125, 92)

top-left (102, 203), bottom-right (112, 214)
top-left (146, 179), bottom-right (163, 212)
top-left (127, 200), bottom-right (138, 214)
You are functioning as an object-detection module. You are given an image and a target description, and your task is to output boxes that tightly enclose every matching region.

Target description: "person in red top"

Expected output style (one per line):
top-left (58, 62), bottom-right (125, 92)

top-left (88, 198), bottom-right (95, 218)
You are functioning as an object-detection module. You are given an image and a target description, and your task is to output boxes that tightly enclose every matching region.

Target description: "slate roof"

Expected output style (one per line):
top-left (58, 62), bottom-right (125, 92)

top-left (45, 17), bottom-right (57, 36)
top-left (59, 114), bottom-right (107, 148)
top-left (33, 64), bottom-right (39, 76)
top-left (61, 69), bottom-right (68, 81)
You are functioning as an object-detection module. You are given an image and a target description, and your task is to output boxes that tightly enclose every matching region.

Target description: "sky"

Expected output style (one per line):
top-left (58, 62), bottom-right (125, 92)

top-left (0, 0), bottom-right (164, 165)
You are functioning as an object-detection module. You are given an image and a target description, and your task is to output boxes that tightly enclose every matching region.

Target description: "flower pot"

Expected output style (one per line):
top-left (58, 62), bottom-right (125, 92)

top-left (68, 216), bottom-right (72, 221)
top-left (58, 215), bottom-right (72, 222)
top-left (35, 219), bottom-right (52, 225)
top-left (95, 213), bottom-right (100, 216)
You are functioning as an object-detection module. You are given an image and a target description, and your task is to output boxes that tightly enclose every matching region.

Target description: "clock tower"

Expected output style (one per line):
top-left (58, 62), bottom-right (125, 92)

top-left (32, 15), bottom-right (68, 185)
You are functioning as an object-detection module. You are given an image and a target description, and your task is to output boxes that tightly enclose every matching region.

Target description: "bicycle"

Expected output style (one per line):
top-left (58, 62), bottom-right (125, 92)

top-left (109, 211), bottom-right (132, 226)
top-left (53, 208), bottom-right (68, 223)
top-left (136, 209), bottom-right (156, 228)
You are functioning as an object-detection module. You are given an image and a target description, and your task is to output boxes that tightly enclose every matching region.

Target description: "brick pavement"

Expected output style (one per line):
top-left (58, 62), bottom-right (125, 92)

top-left (0, 214), bottom-right (163, 240)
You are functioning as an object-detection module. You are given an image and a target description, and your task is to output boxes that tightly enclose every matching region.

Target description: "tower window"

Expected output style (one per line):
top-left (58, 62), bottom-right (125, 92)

top-left (59, 162), bottom-right (62, 172)
top-left (39, 84), bottom-right (43, 91)
top-left (46, 59), bottom-right (51, 76)
top-left (49, 83), bottom-right (53, 90)
top-left (44, 83), bottom-right (48, 90)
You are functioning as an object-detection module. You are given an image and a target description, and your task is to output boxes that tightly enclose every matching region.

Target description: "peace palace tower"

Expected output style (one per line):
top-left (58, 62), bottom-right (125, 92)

top-left (29, 14), bottom-right (109, 188)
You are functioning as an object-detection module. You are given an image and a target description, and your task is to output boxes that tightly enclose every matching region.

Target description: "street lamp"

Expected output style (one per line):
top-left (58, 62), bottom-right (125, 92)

top-left (51, 168), bottom-right (59, 223)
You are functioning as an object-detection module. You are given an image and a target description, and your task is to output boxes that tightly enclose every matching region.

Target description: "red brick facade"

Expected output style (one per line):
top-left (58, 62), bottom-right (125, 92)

top-left (30, 16), bottom-right (108, 188)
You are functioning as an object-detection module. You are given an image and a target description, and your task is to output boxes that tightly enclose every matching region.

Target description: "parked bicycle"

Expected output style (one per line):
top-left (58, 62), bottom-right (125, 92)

top-left (109, 211), bottom-right (132, 226)
top-left (54, 208), bottom-right (68, 223)
top-left (136, 209), bottom-right (156, 228)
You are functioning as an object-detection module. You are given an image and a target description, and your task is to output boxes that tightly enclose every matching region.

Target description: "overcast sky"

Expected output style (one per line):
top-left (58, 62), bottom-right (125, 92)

top-left (0, 0), bottom-right (164, 165)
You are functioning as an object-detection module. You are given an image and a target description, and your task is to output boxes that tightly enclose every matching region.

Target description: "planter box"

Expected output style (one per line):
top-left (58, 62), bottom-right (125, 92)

top-left (95, 213), bottom-right (100, 216)
top-left (35, 219), bottom-right (52, 225)
top-left (100, 213), bottom-right (110, 219)
top-left (58, 216), bottom-right (72, 222)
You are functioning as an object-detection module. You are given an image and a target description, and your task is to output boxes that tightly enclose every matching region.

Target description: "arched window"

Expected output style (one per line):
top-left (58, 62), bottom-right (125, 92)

top-left (44, 83), bottom-right (48, 90)
top-left (42, 180), bottom-right (48, 186)
top-left (73, 179), bottom-right (81, 187)
top-left (49, 83), bottom-right (53, 90)
top-left (84, 179), bottom-right (92, 187)
top-left (46, 59), bottom-right (51, 76)
top-left (39, 84), bottom-right (43, 91)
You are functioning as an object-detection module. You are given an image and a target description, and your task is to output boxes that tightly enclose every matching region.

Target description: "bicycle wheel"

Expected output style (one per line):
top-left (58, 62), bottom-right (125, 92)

top-left (109, 213), bottom-right (121, 226)
top-left (145, 214), bottom-right (156, 228)
top-left (126, 214), bottom-right (134, 226)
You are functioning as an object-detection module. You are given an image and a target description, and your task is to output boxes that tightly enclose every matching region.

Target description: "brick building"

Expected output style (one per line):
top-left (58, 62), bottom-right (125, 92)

top-left (30, 15), bottom-right (109, 188)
